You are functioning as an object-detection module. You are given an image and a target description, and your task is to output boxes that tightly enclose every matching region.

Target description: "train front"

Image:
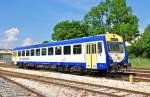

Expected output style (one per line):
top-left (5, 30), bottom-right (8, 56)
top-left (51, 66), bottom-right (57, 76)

top-left (105, 34), bottom-right (130, 72)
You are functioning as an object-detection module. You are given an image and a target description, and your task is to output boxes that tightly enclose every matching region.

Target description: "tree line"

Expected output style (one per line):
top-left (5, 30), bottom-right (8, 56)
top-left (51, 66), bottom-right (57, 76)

top-left (52, 0), bottom-right (138, 41)
top-left (46, 0), bottom-right (150, 58)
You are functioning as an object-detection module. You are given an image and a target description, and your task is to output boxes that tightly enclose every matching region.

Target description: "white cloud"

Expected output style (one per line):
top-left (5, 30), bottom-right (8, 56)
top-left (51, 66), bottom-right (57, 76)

top-left (0, 28), bottom-right (20, 49)
top-left (23, 38), bottom-right (32, 46)
top-left (3, 28), bottom-right (19, 42)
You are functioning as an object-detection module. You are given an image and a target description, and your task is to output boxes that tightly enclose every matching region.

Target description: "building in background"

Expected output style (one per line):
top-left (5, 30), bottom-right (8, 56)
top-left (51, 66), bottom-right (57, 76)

top-left (0, 49), bottom-right (12, 63)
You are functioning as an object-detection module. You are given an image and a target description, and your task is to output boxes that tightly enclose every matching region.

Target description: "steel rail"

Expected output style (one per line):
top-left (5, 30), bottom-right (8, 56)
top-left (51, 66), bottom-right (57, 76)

top-left (131, 69), bottom-right (150, 73)
top-left (132, 67), bottom-right (150, 70)
top-left (0, 71), bottom-right (118, 97)
top-left (1, 63), bottom-right (150, 81)
top-left (0, 75), bottom-right (45, 97)
top-left (0, 64), bottom-right (150, 83)
top-left (0, 70), bottom-right (150, 97)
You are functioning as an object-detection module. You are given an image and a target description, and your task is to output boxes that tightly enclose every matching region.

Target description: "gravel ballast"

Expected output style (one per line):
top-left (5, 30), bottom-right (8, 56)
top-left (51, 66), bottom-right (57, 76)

top-left (0, 67), bottom-right (150, 94)
top-left (8, 77), bottom-right (110, 97)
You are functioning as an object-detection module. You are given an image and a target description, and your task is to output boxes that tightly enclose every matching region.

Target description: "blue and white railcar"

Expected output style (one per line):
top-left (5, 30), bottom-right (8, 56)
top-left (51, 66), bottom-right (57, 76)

top-left (12, 34), bottom-right (130, 72)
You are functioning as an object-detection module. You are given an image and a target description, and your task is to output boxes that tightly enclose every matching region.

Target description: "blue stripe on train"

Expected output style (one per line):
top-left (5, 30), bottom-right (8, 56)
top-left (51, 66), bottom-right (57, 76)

top-left (13, 61), bottom-right (108, 70)
top-left (13, 35), bottom-right (105, 51)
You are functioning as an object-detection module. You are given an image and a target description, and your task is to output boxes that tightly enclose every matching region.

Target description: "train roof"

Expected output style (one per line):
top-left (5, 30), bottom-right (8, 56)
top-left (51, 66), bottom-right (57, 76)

top-left (13, 34), bottom-right (106, 51)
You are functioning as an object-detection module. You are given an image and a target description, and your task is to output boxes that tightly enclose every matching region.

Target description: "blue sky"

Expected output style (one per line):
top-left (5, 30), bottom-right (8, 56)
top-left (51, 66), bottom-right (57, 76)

top-left (0, 0), bottom-right (150, 48)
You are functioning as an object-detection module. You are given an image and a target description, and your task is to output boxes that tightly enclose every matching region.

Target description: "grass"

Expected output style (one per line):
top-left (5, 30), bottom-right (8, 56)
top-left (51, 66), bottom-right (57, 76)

top-left (129, 57), bottom-right (150, 68)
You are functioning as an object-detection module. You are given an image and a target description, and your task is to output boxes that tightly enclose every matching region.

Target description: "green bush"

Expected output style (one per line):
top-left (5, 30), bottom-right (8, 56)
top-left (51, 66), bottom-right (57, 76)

top-left (128, 38), bottom-right (150, 58)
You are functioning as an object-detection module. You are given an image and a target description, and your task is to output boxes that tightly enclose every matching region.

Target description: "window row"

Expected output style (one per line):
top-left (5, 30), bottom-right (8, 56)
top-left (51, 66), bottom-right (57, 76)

top-left (86, 42), bottom-right (102, 54)
top-left (17, 44), bottom-right (82, 57)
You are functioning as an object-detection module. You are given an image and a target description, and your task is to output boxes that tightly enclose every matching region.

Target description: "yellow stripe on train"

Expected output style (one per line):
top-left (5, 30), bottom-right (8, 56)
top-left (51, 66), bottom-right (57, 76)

top-left (112, 57), bottom-right (124, 61)
top-left (105, 34), bottom-right (123, 42)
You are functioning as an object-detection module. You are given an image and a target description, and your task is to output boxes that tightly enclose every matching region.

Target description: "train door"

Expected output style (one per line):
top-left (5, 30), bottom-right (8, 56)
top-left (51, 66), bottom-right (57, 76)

top-left (85, 43), bottom-right (97, 69)
top-left (13, 51), bottom-right (17, 65)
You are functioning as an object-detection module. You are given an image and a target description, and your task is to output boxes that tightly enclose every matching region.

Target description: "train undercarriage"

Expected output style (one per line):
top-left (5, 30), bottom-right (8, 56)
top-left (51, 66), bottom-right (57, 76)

top-left (16, 62), bottom-right (131, 74)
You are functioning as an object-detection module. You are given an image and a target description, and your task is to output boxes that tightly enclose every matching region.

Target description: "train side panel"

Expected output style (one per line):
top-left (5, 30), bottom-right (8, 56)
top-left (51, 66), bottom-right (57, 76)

top-left (13, 41), bottom-right (108, 70)
top-left (13, 35), bottom-right (124, 71)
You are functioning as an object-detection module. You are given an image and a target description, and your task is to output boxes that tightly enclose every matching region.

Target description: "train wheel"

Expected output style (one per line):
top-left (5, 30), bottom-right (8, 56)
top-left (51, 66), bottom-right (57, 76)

top-left (70, 66), bottom-right (85, 75)
top-left (78, 66), bottom-right (85, 75)
top-left (18, 64), bottom-right (21, 68)
top-left (98, 70), bottom-right (108, 74)
top-left (57, 65), bottom-right (65, 72)
top-left (21, 64), bottom-right (25, 69)
top-left (64, 66), bottom-right (71, 73)
top-left (18, 64), bottom-right (23, 68)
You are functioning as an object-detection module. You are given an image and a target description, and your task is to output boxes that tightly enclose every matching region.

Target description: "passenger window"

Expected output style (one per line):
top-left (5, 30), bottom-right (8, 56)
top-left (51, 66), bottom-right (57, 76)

top-left (18, 51), bottom-right (21, 56)
top-left (86, 45), bottom-right (90, 54)
top-left (26, 50), bottom-right (30, 56)
top-left (92, 44), bottom-right (96, 54)
top-left (31, 49), bottom-right (35, 56)
top-left (22, 50), bottom-right (25, 56)
top-left (55, 46), bottom-right (61, 55)
top-left (73, 44), bottom-right (82, 54)
top-left (98, 42), bottom-right (102, 53)
top-left (48, 47), bottom-right (53, 55)
top-left (64, 45), bottom-right (71, 55)
top-left (36, 49), bottom-right (40, 56)
top-left (86, 45), bottom-right (88, 54)
top-left (42, 48), bottom-right (47, 56)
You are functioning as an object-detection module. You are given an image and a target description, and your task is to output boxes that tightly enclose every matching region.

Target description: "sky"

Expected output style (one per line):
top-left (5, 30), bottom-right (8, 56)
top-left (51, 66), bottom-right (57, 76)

top-left (0, 0), bottom-right (150, 49)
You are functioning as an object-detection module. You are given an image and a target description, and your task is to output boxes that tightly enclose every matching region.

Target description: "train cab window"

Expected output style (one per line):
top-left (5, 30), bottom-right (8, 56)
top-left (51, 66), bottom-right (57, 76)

top-left (64, 45), bottom-right (71, 55)
top-left (42, 48), bottom-right (47, 56)
top-left (36, 49), bottom-right (41, 56)
top-left (55, 46), bottom-right (61, 55)
top-left (73, 44), bottom-right (82, 54)
top-left (31, 49), bottom-right (35, 56)
top-left (26, 50), bottom-right (30, 56)
top-left (18, 51), bottom-right (21, 56)
top-left (22, 50), bottom-right (25, 56)
top-left (98, 42), bottom-right (102, 53)
top-left (48, 47), bottom-right (53, 55)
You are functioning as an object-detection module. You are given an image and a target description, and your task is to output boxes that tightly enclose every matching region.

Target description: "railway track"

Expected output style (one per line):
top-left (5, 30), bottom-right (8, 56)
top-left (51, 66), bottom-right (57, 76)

top-left (0, 70), bottom-right (150, 97)
top-left (131, 69), bottom-right (150, 73)
top-left (129, 68), bottom-right (150, 82)
top-left (0, 63), bottom-right (150, 83)
top-left (0, 63), bottom-right (16, 68)
top-left (0, 75), bottom-right (44, 97)
top-left (132, 67), bottom-right (150, 70)
top-left (130, 67), bottom-right (150, 75)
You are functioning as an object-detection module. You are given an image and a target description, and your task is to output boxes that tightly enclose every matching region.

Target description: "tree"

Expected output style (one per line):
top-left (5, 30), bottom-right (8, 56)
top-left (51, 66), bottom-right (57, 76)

top-left (128, 38), bottom-right (150, 58)
top-left (128, 39), bottom-right (146, 57)
top-left (51, 0), bottom-right (138, 41)
top-left (84, 0), bottom-right (111, 35)
top-left (109, 0), bottom-right (138, 39)
top-left (52, 21), bottom-right (88, 41)
top-left (84, 0), bottom-right (138, 40)
top-left (128, 23), bottom-right (150, 58)
top-left (143, 24), bottom-right (150, 39)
